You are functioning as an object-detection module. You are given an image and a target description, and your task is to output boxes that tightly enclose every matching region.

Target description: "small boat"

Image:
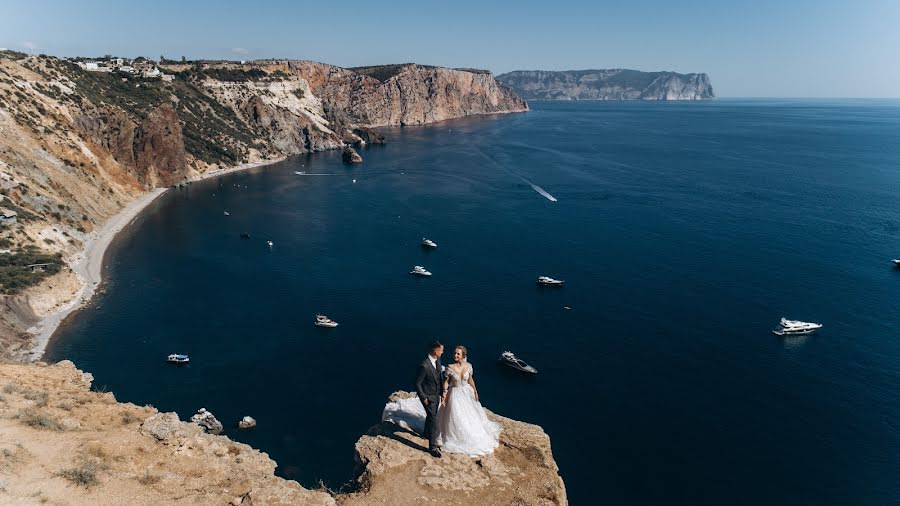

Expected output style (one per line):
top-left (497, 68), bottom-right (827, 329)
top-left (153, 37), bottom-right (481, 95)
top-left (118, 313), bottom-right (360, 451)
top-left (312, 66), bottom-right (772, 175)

top-left (294, 171), bottom-right (306, 175)
top-left (537, 276), bottom-right (564, 286)
top-left (240, 232), bottom-right (251, 239)
top-left (410, 265), bottom-right (432, 276)
top-left (499, 351), bottom-right (537, 374)
top-left (421, 238), bottom-right (437, 249)
top-left (315, 314), bottom-right (339, 328)
top-left (166, 354), bottom-right (190, 364)
top-left (893, 259), bottom-right (900, 267)
top-left (773, 317), bottom-right (823, 336)
top-left (267, 240), bottom-right (274, 247)
top-left (223, 211), bottom-right (230, 216)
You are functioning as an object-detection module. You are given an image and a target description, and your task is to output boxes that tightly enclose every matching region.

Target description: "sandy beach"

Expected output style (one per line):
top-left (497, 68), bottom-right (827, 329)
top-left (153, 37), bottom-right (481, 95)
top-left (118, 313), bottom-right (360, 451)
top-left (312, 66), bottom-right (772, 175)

top-left (25, 157), bottom-right (285, 360)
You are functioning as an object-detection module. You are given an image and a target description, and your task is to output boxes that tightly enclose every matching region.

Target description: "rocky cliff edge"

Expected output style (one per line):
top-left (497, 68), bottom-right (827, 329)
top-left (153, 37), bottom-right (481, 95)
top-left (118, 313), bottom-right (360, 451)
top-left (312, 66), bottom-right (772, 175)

top-left (338, 391), bottom-right (567, 505)
top-left (0, 363), bottom-right (565, 505)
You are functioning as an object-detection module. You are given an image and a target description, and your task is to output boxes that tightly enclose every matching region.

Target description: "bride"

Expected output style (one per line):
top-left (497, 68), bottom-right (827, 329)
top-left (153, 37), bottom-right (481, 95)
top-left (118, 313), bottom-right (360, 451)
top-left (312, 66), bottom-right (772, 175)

top-left (437, 345), bottom-right (501, 456)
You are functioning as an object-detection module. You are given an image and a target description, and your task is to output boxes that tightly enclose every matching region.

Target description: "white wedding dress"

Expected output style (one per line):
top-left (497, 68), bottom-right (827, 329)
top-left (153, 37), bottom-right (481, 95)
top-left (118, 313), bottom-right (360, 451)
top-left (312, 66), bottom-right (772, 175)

top-left (438, 364), bottom-right (502, 455)
top-left (381, 363), bottom-right (501, 456)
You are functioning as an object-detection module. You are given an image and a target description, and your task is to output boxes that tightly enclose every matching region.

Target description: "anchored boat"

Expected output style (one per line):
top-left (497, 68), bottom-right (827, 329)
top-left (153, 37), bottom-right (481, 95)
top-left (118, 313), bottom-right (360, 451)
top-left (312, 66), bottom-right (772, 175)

top-left (537, 276), bottom-right (564, 286)
top-left (411, 265), bottom-right (432, 277)
top-left (315, 314), bottom-right (339, 328)
top-left (499, 351), bottom-right (537, 374)
top-left (773, 317), bottom-right (822, 336)
top-left (166, 354), bottom-right (190, 364)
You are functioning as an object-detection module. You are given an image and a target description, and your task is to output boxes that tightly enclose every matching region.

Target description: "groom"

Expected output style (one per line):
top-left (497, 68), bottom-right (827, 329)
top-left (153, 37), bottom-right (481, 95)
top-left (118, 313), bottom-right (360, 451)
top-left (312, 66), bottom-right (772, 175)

top-left (415, 340), bottom-right (444, 458)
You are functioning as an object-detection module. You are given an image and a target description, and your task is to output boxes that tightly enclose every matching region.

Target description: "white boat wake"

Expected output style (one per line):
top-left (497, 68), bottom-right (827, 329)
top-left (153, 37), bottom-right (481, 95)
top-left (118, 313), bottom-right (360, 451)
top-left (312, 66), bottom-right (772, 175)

top-left (522, 177), bottom-right (557, 202)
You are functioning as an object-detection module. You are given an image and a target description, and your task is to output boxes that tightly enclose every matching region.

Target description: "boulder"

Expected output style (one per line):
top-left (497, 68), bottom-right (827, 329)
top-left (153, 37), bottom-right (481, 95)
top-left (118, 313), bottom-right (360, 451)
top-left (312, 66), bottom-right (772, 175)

top-left (141, 412), bottom-right (192, 441)
top-left (342, 145), bottom-right (363, 164)
top-left (190, 407), bottom-right (224, 435)
top-left (238, 415), bottom-right (257, 430)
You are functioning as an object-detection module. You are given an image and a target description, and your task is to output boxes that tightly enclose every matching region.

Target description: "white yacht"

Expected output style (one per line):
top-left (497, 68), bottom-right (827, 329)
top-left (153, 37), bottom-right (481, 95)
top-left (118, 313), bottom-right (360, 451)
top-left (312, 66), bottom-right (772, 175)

top-left (166, 354), bottom-right (190, 364)
top-left (537, 276), bottom-right (564, 286)
top-left (266, 240), bottom-right (274, 247)
top-left (499, 351), bottom-right (538, 374)
top-left (421, 238), bottom-right (437, 249)
top-left (893, 259), bottom-right (900, 267)
top-left (410, 265), bottom-right (432, 276)
top-left (223, 211), bottom-right (230, 216)
top-left (773, 317), bottom-right (823, 336)
top-left (315, 314), bottom-right (339, 328)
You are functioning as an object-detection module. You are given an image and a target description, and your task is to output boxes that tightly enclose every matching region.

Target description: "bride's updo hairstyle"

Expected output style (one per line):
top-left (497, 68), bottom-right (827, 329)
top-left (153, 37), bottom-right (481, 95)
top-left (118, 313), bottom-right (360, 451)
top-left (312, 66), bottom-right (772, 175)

top-left (455, 345), bottom-right (467, 360)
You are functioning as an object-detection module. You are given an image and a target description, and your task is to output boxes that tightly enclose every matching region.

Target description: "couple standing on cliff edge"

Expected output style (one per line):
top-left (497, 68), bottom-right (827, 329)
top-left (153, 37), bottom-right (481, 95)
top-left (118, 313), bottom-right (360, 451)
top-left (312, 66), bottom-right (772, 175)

top-left (414, 340), bottom-right (501, 458)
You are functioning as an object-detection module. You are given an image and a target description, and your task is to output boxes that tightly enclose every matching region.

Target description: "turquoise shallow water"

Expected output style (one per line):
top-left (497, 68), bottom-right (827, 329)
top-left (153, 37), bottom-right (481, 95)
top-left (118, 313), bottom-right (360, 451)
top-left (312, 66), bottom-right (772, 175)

top-left (48, 99), bottom-right (900, 505)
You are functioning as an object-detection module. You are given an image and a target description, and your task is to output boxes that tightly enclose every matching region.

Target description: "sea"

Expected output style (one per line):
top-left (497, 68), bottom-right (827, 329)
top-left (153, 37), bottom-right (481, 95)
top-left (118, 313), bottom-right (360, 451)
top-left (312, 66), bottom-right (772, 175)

top-left (46, 99), bottom-right (900, 505)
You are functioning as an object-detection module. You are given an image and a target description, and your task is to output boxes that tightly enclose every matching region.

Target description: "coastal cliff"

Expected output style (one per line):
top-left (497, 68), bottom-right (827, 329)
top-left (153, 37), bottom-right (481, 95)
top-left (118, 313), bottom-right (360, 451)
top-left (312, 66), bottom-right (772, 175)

top-left (0, 362), bottom-right (565, 505)
top-left (290, 62), bottom-right (528, 126)
top-left (0, 51), bottom-right (527, 359)
top-left (497, 69), bottom-right (714, 100)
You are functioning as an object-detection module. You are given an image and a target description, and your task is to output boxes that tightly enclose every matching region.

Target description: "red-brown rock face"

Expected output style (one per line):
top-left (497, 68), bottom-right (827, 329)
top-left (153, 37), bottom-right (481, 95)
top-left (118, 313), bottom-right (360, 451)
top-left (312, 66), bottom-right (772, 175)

top-left (289, 62), bottom-right (529, 127)
top-left (133, 104), bottom-right (188, 187)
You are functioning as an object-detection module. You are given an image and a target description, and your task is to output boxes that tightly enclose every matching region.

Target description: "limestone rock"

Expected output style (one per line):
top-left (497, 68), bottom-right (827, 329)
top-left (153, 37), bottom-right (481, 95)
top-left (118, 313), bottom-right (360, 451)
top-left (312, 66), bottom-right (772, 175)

top-left (141, 411), bottom-right (200, 441)
top-left (291, 62), bottom-right (529, 127)
top-left (0, 361), bottom-right (335, 505)
top-left (190, 407), bottom-right (224, 435)
top-left (238, 415), bottom-right (257, 429)
top-left (341, 391), bottom-right (568, 505)
top-left (342, 145), bottom-right (363, 164)
top-left (497, 69), bottom-right (715, 101)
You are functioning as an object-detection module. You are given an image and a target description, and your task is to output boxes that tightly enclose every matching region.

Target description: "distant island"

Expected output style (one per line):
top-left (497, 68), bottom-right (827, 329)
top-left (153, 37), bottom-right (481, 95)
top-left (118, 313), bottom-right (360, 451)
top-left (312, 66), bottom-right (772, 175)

top-left (496, 69), bottom-right (714, 100)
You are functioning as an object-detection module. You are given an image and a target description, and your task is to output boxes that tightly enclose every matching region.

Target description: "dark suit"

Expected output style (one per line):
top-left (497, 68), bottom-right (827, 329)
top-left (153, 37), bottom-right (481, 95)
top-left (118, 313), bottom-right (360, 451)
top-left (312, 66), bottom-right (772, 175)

top-left (415, 356), bottom-right (443, 450)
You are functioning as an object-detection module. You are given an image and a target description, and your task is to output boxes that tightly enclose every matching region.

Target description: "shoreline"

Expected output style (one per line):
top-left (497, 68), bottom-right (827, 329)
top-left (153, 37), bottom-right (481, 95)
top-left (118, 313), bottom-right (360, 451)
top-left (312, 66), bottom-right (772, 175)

top-left (25, 157), bottom-right (286, 361)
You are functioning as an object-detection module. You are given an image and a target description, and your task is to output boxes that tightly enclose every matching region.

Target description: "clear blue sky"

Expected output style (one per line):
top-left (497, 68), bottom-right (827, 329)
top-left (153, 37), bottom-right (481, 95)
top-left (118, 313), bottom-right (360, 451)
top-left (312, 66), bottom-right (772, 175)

top-left (3, 0), bottom-right (899, 97)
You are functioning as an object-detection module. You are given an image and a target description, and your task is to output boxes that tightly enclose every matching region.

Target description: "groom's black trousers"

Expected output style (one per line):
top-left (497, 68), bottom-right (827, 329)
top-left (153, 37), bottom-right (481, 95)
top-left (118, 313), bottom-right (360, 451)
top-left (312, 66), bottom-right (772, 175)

top-left (422, 394), bottom-right (440, 449)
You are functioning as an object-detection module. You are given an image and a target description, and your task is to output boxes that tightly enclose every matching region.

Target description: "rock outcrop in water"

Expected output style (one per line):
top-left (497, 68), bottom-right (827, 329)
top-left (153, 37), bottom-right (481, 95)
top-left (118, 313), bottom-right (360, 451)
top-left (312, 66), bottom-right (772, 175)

top-left (342, 145), bottom-right (363, 164)
top-left (0, 362), bottom-right (565, 505)
top-left (497, 69), bottom-right (714, 100)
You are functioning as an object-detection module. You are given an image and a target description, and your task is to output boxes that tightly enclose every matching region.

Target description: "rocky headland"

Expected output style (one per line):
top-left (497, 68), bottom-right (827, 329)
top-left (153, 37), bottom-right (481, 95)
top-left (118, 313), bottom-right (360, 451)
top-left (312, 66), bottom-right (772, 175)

top-left (0, 51), bottom-right (527, 360)
top-left (0, 361), bottom-right (566, 505)
top-left (497, 69), bottom-right (714, 100)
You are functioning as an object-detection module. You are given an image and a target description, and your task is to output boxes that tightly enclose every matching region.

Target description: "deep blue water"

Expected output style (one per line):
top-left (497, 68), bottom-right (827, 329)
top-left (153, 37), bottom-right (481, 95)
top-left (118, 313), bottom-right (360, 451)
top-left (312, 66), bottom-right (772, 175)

top-left (47, 100), bottom-right (900, 505)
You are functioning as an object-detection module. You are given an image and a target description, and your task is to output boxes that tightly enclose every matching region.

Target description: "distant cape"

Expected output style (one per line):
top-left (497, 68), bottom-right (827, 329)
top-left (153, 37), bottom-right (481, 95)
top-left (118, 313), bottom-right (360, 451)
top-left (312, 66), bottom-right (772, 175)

top-left (496, 69), bottom-right (714, 101)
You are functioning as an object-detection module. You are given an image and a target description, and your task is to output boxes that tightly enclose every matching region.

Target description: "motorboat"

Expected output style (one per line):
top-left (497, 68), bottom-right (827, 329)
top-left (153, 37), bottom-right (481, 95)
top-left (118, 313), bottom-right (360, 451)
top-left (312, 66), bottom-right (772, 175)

top-left (773, 317), bottom-right (823, 336)
top-left (240, 232), bottom-right (251, 239)
top-left (410, 265), bottom-right (432, 276)
top-left (893, 259), bottom-right (900, 267)
top-left (537, 276), bottom-right (564, 286)
top-left (421, 238), bottom-right (437, 249)
top-left (315, 314), bottom-right (339, 328)
top-left (166, 354), bottom-right (190, 364)
top-left (223, 211), bottom-right (230, 216)
top-left (499, 351), bottom-right (537, 374)
top-left (267, 240), bottom-right (274, 247)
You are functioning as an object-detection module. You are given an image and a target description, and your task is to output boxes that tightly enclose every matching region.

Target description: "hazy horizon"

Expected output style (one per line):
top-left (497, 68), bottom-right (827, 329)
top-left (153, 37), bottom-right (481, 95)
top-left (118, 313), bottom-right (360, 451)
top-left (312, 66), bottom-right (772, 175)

top-left (3, 0), bottom-right (899, 98)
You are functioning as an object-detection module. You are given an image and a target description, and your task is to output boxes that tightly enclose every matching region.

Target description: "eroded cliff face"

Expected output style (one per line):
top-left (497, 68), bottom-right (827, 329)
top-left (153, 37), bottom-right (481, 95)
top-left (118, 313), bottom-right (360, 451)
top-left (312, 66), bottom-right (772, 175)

top-left (290, 62), bottom-right (529, 126)
top-left (497, 69), bottom-right (714, 100)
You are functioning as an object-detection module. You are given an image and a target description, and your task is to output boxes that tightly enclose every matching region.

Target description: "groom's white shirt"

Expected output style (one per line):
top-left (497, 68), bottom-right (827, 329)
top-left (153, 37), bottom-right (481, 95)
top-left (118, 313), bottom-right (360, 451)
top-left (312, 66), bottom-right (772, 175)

top-left (428, 355), bottom-right (437, 370)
